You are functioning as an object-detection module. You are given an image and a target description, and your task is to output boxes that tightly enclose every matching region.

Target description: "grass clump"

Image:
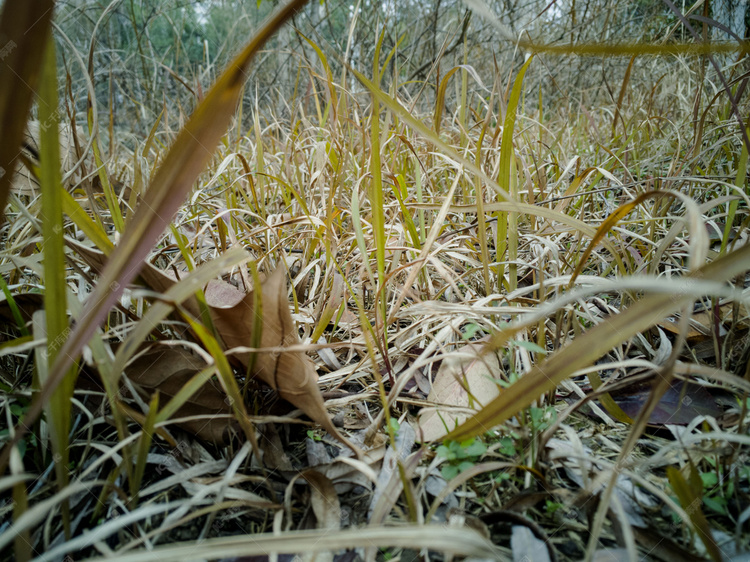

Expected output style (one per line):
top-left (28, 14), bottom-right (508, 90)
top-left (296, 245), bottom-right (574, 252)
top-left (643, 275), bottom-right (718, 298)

top-left (1, 1), bottom-right (749, 561)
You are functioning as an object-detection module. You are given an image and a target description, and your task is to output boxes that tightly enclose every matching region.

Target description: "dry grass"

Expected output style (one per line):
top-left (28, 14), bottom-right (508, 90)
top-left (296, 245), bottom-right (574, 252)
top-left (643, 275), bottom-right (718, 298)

top-left (1, 1), bottom-right (749, 561)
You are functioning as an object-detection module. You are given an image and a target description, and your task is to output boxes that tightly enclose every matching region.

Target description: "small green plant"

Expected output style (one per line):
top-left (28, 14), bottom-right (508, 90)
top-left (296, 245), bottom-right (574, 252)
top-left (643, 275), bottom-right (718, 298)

top-left (697, 456), bottom-right (750, 517)
top-left (306, 430), bottom-right (322, 442)
top-left (528, 405), bottom-right (556, 433)
top-left (461, 322), bottom-right (484, 340)
top-left (437, 437), bottom-right (487, 480)
top-left (544, 499), bottom-right (565, 516)
top-left (497, 435), bottom-right (518, 457)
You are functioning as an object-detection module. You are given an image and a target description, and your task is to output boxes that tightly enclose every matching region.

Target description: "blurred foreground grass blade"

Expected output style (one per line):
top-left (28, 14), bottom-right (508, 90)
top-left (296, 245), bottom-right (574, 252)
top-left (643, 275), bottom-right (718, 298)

top-left (445, 243), bottom-right (750, 442)
top-left (0, 0), bottom-right (309, 473)
top-left (0, 1), bottom-right (54, 222)
top-left (75, 525), bottom-right (505, 562)
top-left (38, 28), bottom-right (77, 539)
top-left (515, 41), bottom-right (748, 57)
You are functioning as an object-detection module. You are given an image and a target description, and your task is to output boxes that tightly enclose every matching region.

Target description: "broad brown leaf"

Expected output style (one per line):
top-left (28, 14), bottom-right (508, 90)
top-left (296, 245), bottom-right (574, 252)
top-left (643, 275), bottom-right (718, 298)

top-left (125, 346), bottom-right (237, 444)
top-left (211, 268), bottom-right (361, 456)
top-left (0, 1), bottom-right (54, 222)
top-left (72, 241), bottom-right (359, 454)
top-left (605, 379), bottom-right (722, 426)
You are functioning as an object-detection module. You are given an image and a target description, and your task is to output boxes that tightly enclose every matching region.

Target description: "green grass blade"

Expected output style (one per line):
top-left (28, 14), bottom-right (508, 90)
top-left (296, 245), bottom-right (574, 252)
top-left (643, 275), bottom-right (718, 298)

top-left (131, 391), bottom-right (159, 508)
top-left (497, 56), bottom-right (533, 292)
top-left (721, 125), bottom-right (748, 255)
top-left (87, 105), bottom-right (124, 233)
top-left (155, 365), bottom-right (218, 424)
top-left (0, 276), bottom-right (29, 337)
top-left (38, 29), bottom-right (77, 538)
top-left (61, 190), bottom-right (113, 254)
top-left (111, 247), bottom-right (250, 384)
top-left (185, 315), bottom-right (258, 448)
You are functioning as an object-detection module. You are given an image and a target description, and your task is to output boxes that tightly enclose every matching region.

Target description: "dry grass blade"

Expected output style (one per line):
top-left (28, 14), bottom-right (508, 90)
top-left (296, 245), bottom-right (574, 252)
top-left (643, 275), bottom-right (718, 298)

top-left (0, 0), bottom-right (310, 472)
top-left (81, 525), bottom-right (505, 562)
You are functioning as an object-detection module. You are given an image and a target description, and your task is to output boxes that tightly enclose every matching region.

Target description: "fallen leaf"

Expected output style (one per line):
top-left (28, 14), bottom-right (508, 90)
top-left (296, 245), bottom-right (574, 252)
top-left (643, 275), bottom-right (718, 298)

top-left (368, 421), bottom-right (416, 520)
top-left (511, 525), bottom-right (551, 562)
top-left (300, 470), bottom-right (341, 533)
top-left (259, 424), bottom-right (294, 471)
top-left (72, 240), bottom-right (361, 456)
top-left (417, 343), bottom-right (502, 442)
top-left (125, 345), bottom-right (237, 444)
top-left (211, 268), bottom-right (361, 457)
top-left (606, 379), bottom-right (722, 426)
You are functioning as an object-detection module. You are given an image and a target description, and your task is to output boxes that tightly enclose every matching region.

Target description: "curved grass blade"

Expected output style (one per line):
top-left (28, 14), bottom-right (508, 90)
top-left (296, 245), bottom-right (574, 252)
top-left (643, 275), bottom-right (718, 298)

top-left (497, 56), bottom-right (533, 292)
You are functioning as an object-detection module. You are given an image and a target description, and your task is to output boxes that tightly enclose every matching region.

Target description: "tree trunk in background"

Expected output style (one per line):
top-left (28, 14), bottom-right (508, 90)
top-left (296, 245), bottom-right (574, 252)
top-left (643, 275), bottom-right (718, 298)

top-left (712, 0), bottom-right (748, 40)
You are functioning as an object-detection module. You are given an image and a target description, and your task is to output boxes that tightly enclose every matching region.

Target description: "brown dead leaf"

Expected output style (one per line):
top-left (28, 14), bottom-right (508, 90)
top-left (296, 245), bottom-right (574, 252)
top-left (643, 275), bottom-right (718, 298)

top-left (604, 379), bottom-right (722, 426)
top-left (417, 343), bottom-right (502, 442)
top-left (300, 470), bottom-right (341, 532)
top-left (211, 268), bottom-right (362, 457)
top-left (71, 241), bottom-right (360, 455)
top-left (0, 292), bottom-right (44, 325)
top-left (125, 346), bottom-right (237, 444)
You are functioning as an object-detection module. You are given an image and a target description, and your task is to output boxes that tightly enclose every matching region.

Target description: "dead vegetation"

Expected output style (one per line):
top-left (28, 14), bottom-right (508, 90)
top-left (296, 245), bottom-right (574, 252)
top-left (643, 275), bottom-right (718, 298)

top-left (0, 1), bottom-right (749, 561)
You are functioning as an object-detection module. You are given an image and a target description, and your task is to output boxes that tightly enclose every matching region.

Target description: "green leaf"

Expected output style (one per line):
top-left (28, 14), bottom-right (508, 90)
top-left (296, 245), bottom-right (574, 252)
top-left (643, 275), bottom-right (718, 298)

top-left (437, 444), bottom-right (456, 461)
top-left (512, 340), bottom-right (547, 354)
top-left (458, 461), bottom-right (475, 473)
top-left (703, 496), bottom-right (727, 516)
top-left (700, 472), bottom-right (718, 488)
top-left (463, 440), bottom-right (487, 458)
top-left (441, 464), bottom-right (459, 480)
top-left (389, 418), bottom-right (401, 434)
